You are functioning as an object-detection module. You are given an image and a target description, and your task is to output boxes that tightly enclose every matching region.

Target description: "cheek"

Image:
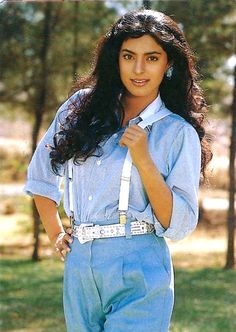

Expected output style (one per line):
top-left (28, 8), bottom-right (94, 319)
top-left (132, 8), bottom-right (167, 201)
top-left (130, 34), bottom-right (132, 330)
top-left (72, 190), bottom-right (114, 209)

top-left (151, 63), bottom-right (168, 80)
top-left (119, 63), bottom-right (130, 81)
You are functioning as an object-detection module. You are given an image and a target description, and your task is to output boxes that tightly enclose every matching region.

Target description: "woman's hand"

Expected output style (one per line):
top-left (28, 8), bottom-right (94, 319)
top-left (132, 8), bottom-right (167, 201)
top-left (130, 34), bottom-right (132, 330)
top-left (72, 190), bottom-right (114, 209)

top-left (119, 125), bottom-right (151, 167)
top-left (54, 231), bottom-right (73, 261)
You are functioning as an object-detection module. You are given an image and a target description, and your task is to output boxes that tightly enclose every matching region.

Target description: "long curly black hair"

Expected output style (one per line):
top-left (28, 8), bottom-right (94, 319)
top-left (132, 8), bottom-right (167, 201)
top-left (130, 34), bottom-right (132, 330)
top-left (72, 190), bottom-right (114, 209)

top-left (50, 9), bottom-right (212, 178)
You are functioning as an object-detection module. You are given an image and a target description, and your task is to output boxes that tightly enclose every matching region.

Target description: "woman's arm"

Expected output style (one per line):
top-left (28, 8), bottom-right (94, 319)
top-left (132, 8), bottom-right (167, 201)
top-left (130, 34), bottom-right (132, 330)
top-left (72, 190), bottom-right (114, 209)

top-left (33, 194), bottom-right (72, 261)
top-left (133, 157), bottom-right (173, 229)
top-left (119, 124), bottom-right (172, 229)
top-left (119, 123), bottom-right (201, 241)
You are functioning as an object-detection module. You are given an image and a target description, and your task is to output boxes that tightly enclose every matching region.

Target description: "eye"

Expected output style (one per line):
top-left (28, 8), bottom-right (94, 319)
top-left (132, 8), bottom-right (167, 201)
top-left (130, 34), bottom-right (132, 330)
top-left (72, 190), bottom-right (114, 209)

top-left (123, 54), bottom-right (133, 60)
top-left (147, 56), bottom-right (158, 62)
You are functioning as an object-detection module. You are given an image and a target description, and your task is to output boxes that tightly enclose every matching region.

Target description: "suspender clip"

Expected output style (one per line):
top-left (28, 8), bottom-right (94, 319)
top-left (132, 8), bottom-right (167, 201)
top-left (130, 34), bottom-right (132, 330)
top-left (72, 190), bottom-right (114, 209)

top-left (119, 211), bottom-right (127, 225)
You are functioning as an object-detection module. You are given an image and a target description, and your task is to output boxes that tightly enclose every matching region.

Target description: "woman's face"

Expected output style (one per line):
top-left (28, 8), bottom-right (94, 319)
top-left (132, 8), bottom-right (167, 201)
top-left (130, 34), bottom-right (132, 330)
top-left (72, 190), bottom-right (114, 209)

top-left (119, 34), bottom-right (169, 101)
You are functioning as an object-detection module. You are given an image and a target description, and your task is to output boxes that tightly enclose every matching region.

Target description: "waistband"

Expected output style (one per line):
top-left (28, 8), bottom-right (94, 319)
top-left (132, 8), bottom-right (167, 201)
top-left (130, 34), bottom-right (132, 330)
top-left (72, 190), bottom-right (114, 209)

top-left (73, 217), bottom-right (142, 226)
top-left (72, 220), bottom-right (155, 244)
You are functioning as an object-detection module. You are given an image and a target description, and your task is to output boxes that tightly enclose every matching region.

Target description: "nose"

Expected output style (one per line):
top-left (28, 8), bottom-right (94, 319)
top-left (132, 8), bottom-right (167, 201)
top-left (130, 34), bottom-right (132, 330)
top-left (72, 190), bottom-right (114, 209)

top-left (133, 58), bottom-right (145, 75)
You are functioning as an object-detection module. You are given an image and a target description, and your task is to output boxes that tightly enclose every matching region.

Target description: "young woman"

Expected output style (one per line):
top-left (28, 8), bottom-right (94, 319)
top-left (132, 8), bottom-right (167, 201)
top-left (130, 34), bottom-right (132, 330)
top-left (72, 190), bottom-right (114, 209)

top-left (25, 9), bottom-right (212, 332)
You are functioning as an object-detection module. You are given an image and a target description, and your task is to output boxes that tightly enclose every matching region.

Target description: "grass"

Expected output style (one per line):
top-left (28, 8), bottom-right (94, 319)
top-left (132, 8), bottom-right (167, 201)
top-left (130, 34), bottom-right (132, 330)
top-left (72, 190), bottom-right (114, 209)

top-left (0, 194), bottom-right (235, 332)
top-left (0, 257), bottom-right (65, 332)
top-left (0, 257), bottom-right (235, 332)
top-left (170, 268), bottom-right (236, 332)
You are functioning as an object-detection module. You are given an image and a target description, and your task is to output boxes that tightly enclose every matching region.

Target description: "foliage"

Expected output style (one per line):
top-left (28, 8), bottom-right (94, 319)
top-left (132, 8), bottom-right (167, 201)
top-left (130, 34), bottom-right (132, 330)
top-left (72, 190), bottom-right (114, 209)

top-left (0, 1), bottom-right (235, 119)
top-left (0, 1), bottom-right (118, 122)
top-left (0, 257), bottom-right (235, 332)
top-left (152, 0), bottom-right (236, 115)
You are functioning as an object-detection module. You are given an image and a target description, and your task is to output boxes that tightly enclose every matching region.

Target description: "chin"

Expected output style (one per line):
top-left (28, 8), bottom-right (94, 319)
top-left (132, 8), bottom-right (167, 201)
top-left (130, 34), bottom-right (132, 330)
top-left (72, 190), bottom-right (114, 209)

top-left (126, 88), bottom-right (155, 98)
top-left (124, 83), bottom-right (158, 98)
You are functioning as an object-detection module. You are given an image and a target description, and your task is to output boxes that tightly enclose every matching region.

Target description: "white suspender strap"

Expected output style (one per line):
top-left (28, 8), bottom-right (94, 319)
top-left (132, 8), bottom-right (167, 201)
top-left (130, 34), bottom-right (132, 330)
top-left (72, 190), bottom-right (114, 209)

top-left (68, 158), bottom-right (74, 224)
top-left (118, 108), bottom-right (172, 224)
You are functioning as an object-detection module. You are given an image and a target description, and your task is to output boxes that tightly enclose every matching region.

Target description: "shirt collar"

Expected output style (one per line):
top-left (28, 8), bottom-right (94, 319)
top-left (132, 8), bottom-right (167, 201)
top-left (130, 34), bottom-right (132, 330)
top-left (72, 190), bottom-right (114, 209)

top-left (128, 94), bottom-right (163, 126)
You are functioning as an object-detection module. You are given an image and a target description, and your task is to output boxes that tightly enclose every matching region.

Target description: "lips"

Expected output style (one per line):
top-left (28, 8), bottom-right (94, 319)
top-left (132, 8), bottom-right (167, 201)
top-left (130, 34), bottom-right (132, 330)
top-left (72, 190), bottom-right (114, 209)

top-left (130, 79), bottom-right (150, 87)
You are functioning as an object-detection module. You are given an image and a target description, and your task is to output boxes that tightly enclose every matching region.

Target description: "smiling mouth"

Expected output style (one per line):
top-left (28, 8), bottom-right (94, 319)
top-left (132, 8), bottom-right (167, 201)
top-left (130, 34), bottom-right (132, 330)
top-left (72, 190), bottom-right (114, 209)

top-left (130, 79), bottom-right (150, 86)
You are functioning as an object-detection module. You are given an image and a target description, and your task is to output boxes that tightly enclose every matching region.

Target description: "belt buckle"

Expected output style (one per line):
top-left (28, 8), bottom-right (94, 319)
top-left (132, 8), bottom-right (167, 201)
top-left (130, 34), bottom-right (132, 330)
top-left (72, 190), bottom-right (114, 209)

top-left (73, 223), bottom-right (94, 244)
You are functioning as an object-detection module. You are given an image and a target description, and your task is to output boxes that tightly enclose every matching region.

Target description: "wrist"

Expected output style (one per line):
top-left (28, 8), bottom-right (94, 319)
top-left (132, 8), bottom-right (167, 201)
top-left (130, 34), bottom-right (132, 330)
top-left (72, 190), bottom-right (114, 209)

top-left (135, 154), bottom-right (155, 172)
top-left (50, 230), bottom-right (65, 245)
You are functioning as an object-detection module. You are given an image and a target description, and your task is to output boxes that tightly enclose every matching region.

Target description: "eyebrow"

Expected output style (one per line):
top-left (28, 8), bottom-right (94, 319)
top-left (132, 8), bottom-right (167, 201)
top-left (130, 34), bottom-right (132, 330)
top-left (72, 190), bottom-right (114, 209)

top-left (121, 49), bottom-right (162, 55)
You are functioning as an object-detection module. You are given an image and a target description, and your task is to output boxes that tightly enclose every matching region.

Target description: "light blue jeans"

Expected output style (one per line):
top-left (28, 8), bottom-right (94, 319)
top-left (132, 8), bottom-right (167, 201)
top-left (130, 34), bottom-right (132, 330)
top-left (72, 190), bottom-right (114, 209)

top-left (63, 221), bottom-right (174, 332)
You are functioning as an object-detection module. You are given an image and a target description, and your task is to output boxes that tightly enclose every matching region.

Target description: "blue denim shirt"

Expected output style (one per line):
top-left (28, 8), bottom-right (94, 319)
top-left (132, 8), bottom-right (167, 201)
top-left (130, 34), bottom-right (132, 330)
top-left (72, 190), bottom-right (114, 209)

top-left (24, 89), bottom-right (201, 241)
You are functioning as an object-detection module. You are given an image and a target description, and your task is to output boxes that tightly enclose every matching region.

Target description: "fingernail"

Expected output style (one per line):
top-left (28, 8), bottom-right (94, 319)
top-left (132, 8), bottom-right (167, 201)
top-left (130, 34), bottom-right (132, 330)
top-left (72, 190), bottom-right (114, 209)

top-left (69, 239), bottom-right (73, 243)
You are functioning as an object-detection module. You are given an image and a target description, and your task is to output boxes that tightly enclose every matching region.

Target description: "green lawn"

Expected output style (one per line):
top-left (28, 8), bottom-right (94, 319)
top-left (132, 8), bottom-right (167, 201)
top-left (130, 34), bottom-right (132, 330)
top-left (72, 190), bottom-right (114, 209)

top-left (0, 257), bottom-right (235, 332)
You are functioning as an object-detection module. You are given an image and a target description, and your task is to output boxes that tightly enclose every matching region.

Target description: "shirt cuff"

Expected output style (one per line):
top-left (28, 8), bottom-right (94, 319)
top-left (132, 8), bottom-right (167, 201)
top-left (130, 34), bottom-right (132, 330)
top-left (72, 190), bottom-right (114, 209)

top-left (24, 179), bottom-right (62, 206)
top-left (154, 190), bottom-right (196, 241)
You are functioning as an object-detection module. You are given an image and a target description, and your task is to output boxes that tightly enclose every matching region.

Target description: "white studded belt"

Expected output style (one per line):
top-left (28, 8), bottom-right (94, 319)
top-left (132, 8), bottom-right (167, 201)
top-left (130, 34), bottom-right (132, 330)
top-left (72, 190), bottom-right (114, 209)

top-left (72, 221), bottom-right (155, 244)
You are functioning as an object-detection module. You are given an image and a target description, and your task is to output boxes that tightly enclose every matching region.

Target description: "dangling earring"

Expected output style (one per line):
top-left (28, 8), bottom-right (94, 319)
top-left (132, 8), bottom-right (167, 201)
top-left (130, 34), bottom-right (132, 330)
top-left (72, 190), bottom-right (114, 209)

top-left (166, 66), bottom-right (173, 80)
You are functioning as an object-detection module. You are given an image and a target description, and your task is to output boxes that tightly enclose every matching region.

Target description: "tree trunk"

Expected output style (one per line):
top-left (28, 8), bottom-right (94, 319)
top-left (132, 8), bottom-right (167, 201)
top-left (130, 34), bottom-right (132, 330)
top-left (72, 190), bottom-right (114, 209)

top-left (31, 3), bottom-right (53, 261)
top-left (143, 0), bottom-right (151, 9)
top-left (72, 0), bottom-right (80, 82)
top-left (32, 200), bottom-right (41, 261)
top-left (225, 63), bottom-right (236, 269)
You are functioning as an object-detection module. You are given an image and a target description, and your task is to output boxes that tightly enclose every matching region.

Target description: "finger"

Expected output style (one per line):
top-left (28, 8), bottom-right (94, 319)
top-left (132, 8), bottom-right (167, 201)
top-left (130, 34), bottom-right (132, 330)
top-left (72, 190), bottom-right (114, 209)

top-left (119, 136), bottom-right (133, 147)
top-left (55, 247), bottom-right (65, 262)
top-left (56, 245), bottom-right (69, 261)
top-left (122, 132), bottom-right (139, 140)
top-left (126, 129), bottom-right (147, 140)
top-left (64, 233), bottom-right (73, 244)
top-left (59, 240), bottom-right (71, 253)
top-left (123, 128), bottom-right (146, 140)
top-left (59, 250), bottom-right (65, 262)
top-left (55, 237), bottom-right (71, 253)
top-left (126, 125), bottom-right (146, 133)
top-left (66, 227), bottom-right (73, 235)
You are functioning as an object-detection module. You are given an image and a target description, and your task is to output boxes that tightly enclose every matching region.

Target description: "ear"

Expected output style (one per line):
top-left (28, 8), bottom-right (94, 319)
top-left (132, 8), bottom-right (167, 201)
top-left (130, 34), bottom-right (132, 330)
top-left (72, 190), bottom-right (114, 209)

top-left (166, 61), bottom-right (174, 70)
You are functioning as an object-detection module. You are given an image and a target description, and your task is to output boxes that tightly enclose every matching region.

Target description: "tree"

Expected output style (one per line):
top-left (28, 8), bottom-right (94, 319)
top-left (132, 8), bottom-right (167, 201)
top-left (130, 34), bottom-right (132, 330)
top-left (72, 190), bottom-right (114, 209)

top-left (143, 0), bottom-right (151, 9)
top-left (153, 0), bottom-right (235, 115)
top-left (31, 2), bottom-right (59, 261)
top-left (72, 0), bottom-right (80, 82)
top-left (151, 0), bottom-right (235, 268)
top-left (225, 61), bottom-right (236, 269)
top-left (0, 1), bottom-right (118, 260)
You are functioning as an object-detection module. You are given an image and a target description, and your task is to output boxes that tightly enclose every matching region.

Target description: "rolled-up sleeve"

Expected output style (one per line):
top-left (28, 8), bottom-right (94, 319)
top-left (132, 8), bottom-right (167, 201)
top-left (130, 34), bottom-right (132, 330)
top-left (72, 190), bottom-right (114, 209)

top-left (24, 91), bottom-right (81, 205)
top-left (154, 125), bottom-right (201, 241)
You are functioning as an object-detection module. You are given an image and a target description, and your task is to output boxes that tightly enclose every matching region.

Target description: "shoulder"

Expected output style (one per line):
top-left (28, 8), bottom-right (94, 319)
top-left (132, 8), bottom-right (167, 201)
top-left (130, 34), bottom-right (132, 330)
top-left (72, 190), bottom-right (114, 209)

top-left (153, 106), bottom-right (199, 142)
top-left (55, 88), bottom-right (92, 121)
top-left (165, 110), bottom-right (201, 159)
top-left (68, 88), bottom-right (92, 105)
top-left (59, 88), bottom-right (91, 113)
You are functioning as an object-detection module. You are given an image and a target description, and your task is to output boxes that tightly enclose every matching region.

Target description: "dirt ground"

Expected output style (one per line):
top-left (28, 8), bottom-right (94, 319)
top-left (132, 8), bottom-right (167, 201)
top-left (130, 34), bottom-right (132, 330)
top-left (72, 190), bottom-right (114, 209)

top-left (0, 208), bottom-right (230, 270)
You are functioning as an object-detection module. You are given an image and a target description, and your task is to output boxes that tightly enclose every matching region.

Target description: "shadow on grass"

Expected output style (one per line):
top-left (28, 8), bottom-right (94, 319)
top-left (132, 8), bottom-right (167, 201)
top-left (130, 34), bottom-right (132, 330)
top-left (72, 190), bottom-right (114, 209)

top-left (0, 258), bottom-right (235, 332)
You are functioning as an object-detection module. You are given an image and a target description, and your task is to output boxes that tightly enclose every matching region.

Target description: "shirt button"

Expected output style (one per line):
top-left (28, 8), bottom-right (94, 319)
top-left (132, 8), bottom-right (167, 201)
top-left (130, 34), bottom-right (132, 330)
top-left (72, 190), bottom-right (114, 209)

top-left (88, 195), bottom-right (92, 201)
top-left (113, 133), bottom-right (118, 138)
top-left (97, 160), bottom-right (101, 165)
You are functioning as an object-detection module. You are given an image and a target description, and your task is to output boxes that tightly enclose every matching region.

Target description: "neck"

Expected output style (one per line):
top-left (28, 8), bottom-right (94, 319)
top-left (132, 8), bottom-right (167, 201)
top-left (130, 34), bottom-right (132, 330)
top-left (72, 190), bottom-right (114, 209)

top-left (122, 93), bottom-right (158, 117)
top-left (120, 93), bottom-right (158, 128)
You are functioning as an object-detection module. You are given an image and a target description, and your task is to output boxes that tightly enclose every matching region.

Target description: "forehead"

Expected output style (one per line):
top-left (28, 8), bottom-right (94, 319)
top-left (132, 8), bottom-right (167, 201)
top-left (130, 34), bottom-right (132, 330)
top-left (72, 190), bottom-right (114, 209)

top-left (120, 35), bottom-right (164, 52)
